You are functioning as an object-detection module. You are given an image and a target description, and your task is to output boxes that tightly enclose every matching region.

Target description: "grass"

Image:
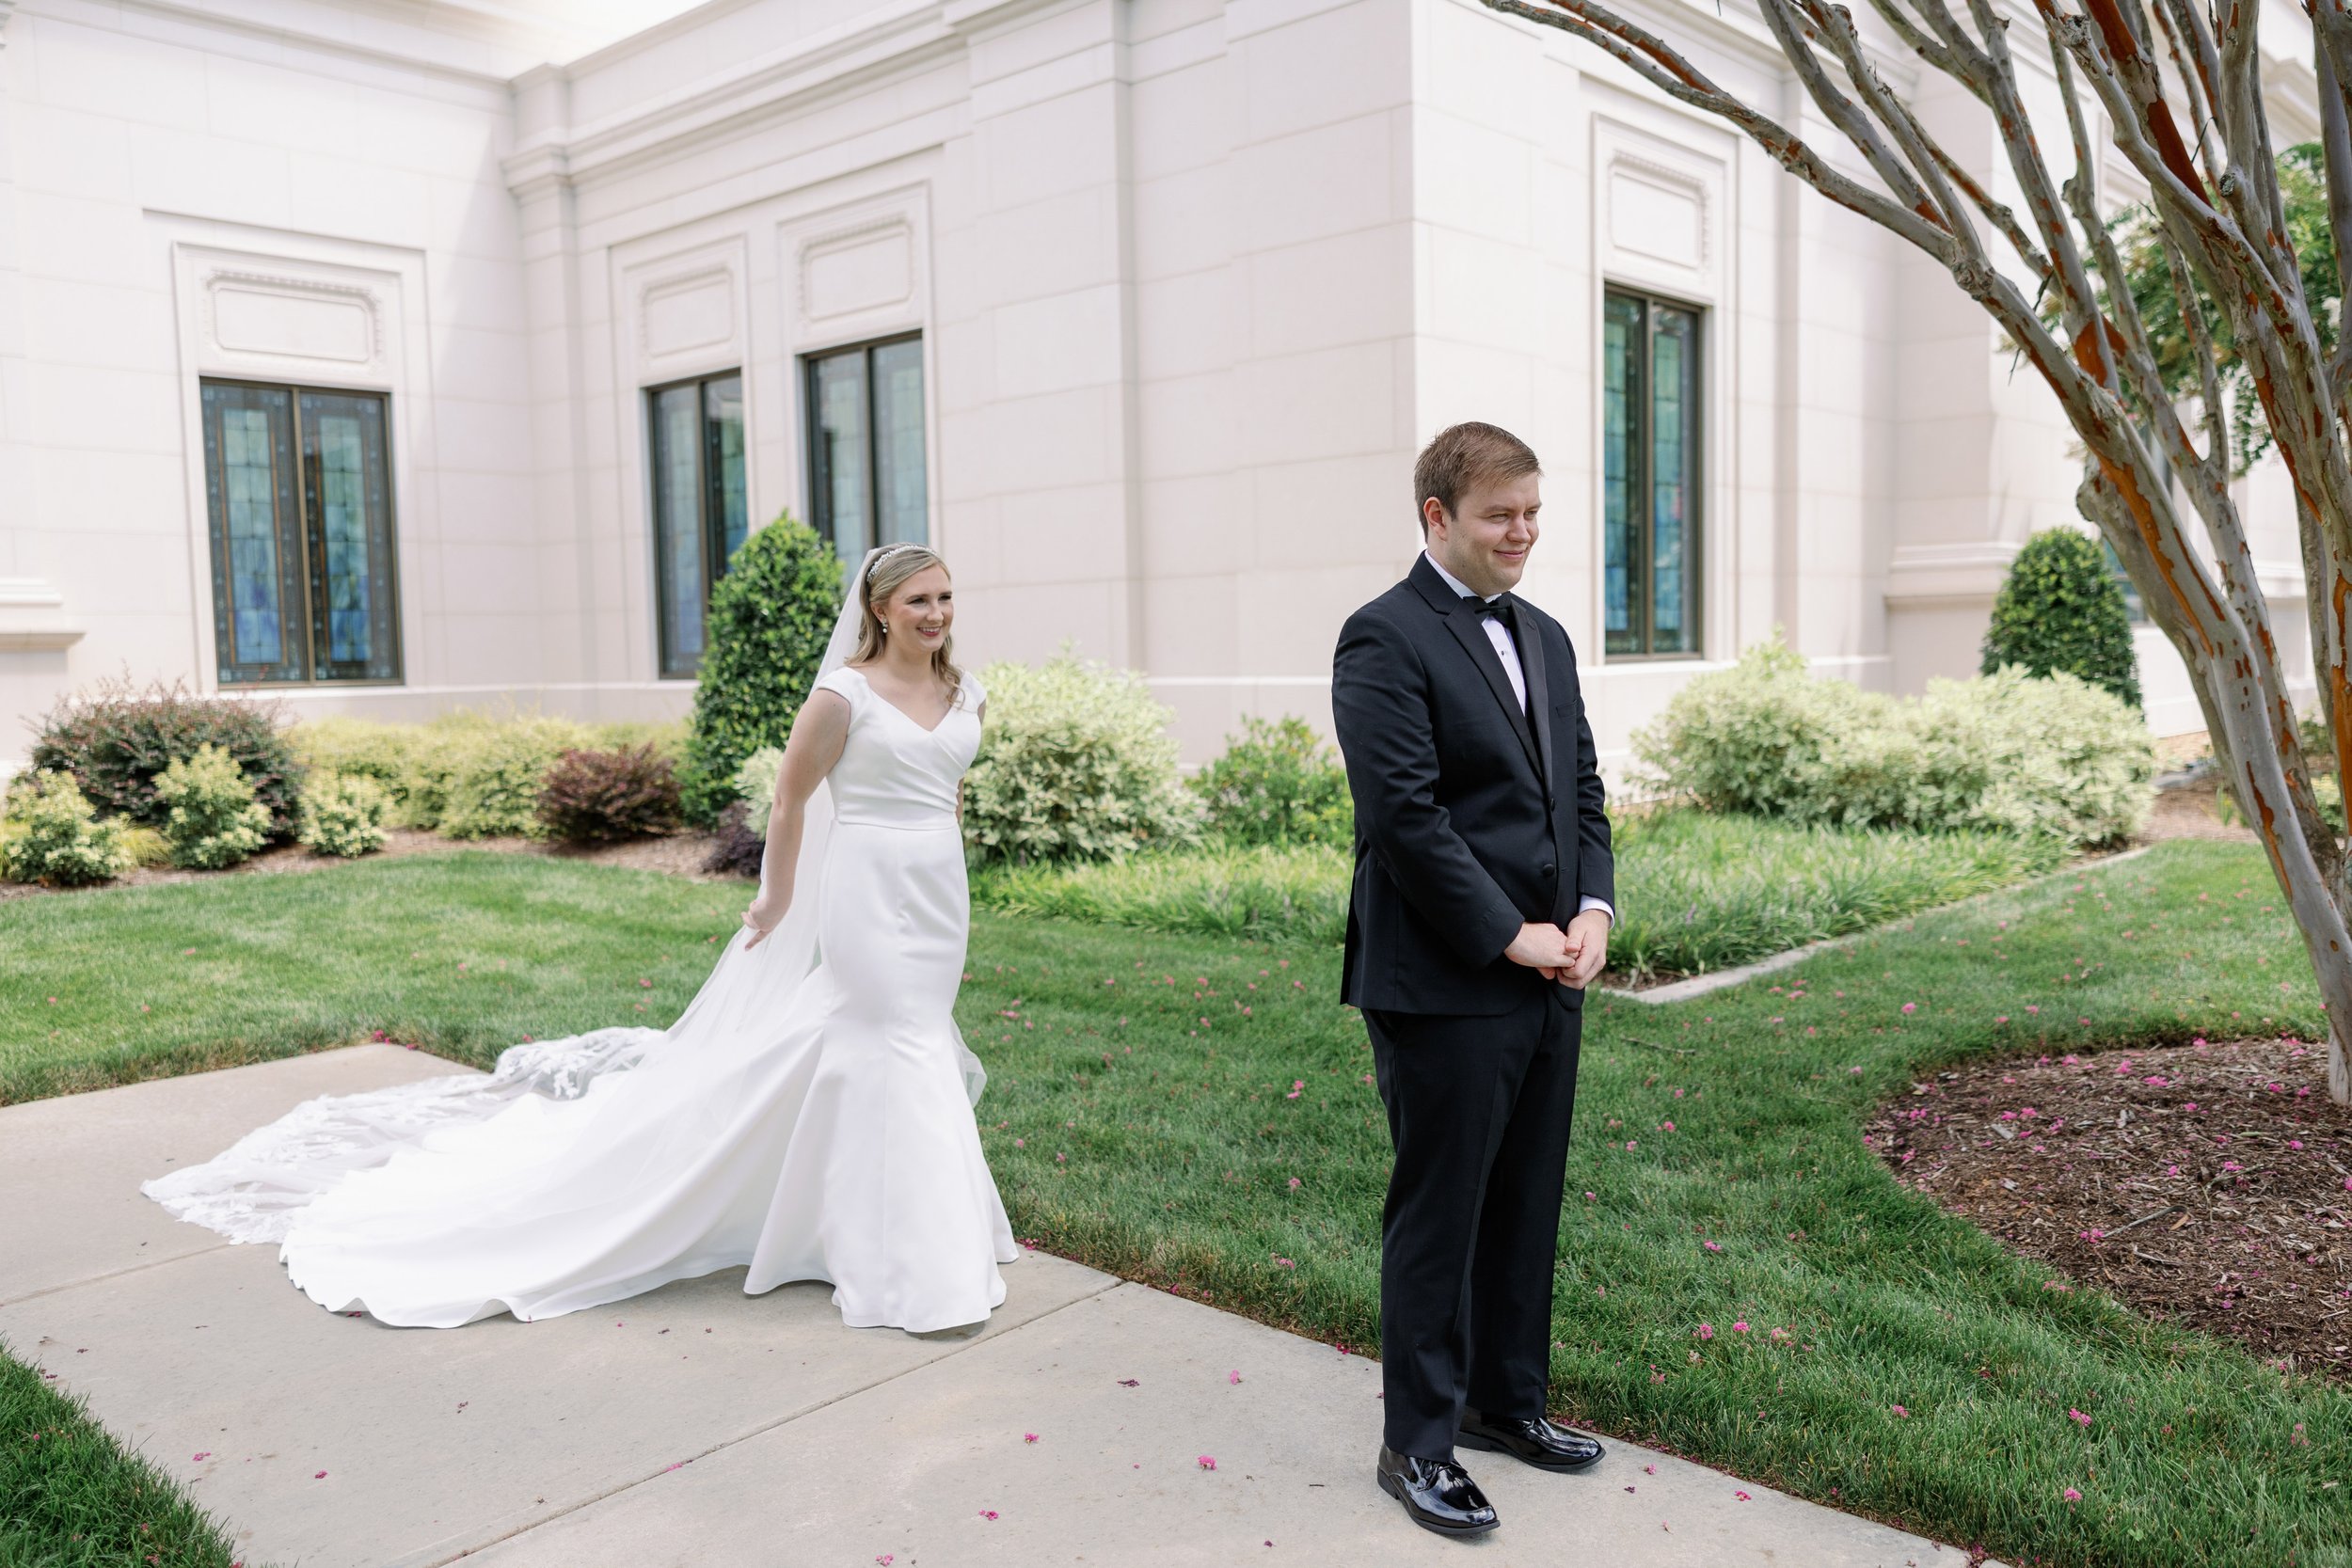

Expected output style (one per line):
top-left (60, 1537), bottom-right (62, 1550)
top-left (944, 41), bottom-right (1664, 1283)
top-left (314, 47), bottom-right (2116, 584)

top-left (0, 853), bottom-right (749, 1105)
top-left (0, 1340), bottom-right (239, 1567)
top-left (4, 841), bottom-right (2348, 1563)
top-left (971, 811), bottom-right (2068, 981)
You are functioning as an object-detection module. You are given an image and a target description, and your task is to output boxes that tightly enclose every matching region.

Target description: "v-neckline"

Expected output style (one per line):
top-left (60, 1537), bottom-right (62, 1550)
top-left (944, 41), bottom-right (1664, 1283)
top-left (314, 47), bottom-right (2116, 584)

top-left (847, 666), bottom-right (953, 735)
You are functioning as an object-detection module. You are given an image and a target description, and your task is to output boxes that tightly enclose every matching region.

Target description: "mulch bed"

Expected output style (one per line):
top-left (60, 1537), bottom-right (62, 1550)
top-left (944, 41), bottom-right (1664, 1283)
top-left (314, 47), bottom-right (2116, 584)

top-left (1870, 1037), bottom-right (2352, 1377)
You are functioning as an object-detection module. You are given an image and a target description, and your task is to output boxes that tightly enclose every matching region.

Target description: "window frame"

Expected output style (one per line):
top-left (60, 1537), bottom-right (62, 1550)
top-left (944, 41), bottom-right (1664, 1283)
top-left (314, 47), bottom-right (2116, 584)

top-left (802, 330), bottom-right (928, 561)
top-left (645, 368), bottom-right (747, 681)
top-left (199, 376), bottom-right (404, 689)
top-left (1600, 285), bottom-right (1707, 662)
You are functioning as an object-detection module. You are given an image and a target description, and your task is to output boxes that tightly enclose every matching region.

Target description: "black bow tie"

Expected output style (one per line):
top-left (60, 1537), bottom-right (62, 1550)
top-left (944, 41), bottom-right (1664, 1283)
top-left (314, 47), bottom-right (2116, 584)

top-left (1468, 594), bottom-right (1515, 622)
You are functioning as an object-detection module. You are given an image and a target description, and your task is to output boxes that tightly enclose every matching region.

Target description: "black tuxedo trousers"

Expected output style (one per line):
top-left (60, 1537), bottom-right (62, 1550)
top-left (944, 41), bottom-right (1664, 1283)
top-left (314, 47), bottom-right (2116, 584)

top-left (1366, 988), bottom-right (1581, 1457)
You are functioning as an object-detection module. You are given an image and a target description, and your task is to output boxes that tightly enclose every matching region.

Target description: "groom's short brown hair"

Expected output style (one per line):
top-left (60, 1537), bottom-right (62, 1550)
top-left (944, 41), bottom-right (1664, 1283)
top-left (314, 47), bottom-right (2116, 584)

top-left (1414, 422), bottom-right (1541, 532)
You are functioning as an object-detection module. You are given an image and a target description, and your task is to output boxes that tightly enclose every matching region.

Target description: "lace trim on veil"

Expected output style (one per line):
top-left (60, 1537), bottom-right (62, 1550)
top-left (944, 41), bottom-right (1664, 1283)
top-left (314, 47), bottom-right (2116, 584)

top-left (143, 544), bottom-right (988, 1245)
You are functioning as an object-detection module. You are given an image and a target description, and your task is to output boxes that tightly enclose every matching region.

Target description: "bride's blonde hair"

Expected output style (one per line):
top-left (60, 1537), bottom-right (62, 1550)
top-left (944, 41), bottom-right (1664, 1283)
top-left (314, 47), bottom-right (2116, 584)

top-left (853, 544), bottom-right (963, 703)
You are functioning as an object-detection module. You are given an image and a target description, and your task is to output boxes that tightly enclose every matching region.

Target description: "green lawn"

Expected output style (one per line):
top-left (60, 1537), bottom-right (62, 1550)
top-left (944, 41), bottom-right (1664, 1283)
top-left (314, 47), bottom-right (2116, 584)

top-left (4, 843), bottom-right (2347, 1564)
top-left (970, 811), bottom-right (2067, 981)
top-left (0, 1341), bottom-right (238, 1568)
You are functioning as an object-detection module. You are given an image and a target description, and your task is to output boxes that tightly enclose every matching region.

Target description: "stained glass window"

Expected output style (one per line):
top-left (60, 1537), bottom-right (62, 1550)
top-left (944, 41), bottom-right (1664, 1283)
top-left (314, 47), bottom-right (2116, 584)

top-left (806, 335), bottom-right (927, 561)
top-left (1601, 290), bottom-right (1704, 659)
top-left (647, 372), bottom-right (748, 679)
top-left (202, 382), bottom-right (399, 686)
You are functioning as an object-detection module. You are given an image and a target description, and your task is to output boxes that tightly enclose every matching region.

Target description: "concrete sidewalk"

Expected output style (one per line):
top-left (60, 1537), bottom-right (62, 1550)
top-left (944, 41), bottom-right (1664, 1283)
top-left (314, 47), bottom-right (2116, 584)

top-left (2, 1047), bottom-right (1993, 1567)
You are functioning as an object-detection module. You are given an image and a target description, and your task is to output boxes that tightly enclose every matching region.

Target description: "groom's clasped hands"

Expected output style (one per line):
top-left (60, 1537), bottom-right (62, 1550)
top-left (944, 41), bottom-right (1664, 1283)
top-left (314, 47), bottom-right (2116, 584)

top-left (1505, 907), bottom-right (1611, 989)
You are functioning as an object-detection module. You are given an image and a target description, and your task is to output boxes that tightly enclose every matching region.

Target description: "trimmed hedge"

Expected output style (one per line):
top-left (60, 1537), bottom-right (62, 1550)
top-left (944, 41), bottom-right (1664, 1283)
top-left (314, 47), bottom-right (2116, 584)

top-left (1981, 528), bottom-right (2141, 708)
top-left (679, 516), bottom-right (844, 824)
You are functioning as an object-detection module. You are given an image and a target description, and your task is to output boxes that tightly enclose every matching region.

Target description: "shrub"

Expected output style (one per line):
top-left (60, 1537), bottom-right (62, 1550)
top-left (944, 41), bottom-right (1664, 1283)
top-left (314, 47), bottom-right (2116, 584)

top-left (961, 652), bottom-right (1202, 864)
top-left (535, 744), bottom-right (682, 844)
top-left (702, 800), bottom-right (767, 879)
top-left (680, 516), bottom-right (844, 824)
top-left (290, 717), bottom-right (419, 808)
top-left (1190, 716), bottom-right (1353, 848)
top-left (29, 674), bottom-right (303, 834)
top-left (297, 773), bottom-right (390, 858)
top-left (734, 746), bottom-right (786, 821)
top-left (409, 711), bottom-right (595, 839)
top-left (590, 718), bottom-right (691, 763)
top-left (0, 770), bottom-right (134, 886)
top-left (1981, 529), bottom-right (2141, 708)
top-left (1635, 635), bottom-right (2154, 848)
top-left (153, 744), bottom-right (274, 870)
top-left (1629, 639), bottom-right (1883, 820)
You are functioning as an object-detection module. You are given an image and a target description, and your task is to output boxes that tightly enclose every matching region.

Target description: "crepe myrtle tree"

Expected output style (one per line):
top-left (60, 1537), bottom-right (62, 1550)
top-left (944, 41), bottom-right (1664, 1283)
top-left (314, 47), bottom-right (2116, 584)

top-left (1474, 0), bottom-right (2352, 1096)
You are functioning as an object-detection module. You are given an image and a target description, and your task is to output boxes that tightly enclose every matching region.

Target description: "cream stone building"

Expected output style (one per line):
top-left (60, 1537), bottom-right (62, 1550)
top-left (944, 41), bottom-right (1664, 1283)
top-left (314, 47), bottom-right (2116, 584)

top-left (0, 0), bottom-right (2321, 782)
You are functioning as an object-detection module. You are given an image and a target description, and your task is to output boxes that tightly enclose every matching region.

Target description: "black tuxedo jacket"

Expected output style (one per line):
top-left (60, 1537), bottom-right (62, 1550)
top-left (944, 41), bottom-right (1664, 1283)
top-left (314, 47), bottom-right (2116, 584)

top-left (1331, 554), bottom-right (1614, 1017)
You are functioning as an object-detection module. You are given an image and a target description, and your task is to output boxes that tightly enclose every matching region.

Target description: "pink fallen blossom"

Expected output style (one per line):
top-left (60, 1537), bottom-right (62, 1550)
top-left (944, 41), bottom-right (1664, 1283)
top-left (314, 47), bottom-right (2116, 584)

top-left (979, 1510), bottom-right (999, 1520)
top-left (1901, 1002), bottom-right (1917, 1015)
top-left (2063, 1487), bottom-right (2082, 1503)
top-left (1198, 1455), bottom-right (1217, 1470)
top-left (1890, 1405), bottom-right (1909, 1418)
top-left (1703, 1241), bottom-right (1722, 1253)
top-left (2067, 1408), bottom-right (2092, 1428)
top-left (1734, 1489), bottom-right (1752, 1501)
top-left (1024, 1433), bottom-right (1039, 1444)
top-left (1229, 1370), bottom-right (1243, 1385)
top-left (1731, 1321), bottom-right (1751, 1334)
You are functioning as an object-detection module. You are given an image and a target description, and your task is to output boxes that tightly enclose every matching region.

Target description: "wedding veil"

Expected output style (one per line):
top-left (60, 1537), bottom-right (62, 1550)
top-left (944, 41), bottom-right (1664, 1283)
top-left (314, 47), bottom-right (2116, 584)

top-left (143, 543), bottom-right (985, 1245)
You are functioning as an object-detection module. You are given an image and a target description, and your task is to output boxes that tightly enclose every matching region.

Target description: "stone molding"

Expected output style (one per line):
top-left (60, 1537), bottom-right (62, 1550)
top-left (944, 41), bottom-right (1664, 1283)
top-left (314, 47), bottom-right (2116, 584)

top-left (0, 578), bottom-right (84, 652)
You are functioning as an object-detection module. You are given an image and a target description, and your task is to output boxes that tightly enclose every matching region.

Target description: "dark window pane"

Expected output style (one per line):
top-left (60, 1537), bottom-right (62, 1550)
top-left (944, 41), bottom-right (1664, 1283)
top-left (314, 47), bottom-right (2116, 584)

top-left (1649, 306), bottom-right (1697, 655)
top-left (1602, 294), bottom-right (1641, 657)
top-left (201, 383), bottom-right (306, 685)
top-left (298, 391), bottom-right (399, 680)
top-left (871, 339), bottom-right (928, 546)
top-left (809, 350), bottom-right (870, 560)
top-left (651, 383), bottom-right (707, 677)
top-left (1600, 291), bottom-right (1702, 659)
top-left (703, 374), bottom-right (747, 570)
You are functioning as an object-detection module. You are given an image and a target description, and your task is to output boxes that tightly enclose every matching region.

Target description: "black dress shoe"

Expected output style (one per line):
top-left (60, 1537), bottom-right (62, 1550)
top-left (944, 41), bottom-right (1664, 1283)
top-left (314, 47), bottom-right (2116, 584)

top-left (1375, 1445), bottom-right (1500, 1537)
top-left (1455, 1409), bottom-right (1606, 1471)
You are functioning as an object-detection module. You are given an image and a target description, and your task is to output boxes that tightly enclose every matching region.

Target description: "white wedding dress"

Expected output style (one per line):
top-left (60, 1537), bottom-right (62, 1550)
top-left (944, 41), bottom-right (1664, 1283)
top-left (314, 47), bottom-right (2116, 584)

top-left (144, 562), bottom-right (1018, 1333)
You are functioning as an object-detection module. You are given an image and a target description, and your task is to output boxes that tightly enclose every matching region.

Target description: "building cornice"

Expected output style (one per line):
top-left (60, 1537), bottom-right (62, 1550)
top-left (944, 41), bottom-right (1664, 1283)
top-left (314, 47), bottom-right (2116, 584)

top-left (501, 0), bottom-right (991, 194)
top-left (72, 0), bottom-right (526, 90)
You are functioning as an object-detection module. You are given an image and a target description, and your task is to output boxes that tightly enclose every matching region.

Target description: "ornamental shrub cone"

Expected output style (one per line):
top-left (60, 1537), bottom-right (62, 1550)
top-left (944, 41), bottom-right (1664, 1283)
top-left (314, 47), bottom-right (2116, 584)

top-left (680, 516), bottom-right (845, 825)
top-left (1980, 528), bottom-right (2141, 708)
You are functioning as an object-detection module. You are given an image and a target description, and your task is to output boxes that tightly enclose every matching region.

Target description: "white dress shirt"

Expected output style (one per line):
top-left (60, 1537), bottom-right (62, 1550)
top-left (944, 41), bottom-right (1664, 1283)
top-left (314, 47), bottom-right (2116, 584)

top-left (1422, 549), bottom-right (1615, 928)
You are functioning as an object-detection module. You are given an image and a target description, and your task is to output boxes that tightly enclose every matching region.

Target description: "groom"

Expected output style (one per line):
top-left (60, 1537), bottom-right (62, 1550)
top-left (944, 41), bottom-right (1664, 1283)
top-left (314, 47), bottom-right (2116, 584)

top-left (1330, 421), bottom-right (1615, 1538)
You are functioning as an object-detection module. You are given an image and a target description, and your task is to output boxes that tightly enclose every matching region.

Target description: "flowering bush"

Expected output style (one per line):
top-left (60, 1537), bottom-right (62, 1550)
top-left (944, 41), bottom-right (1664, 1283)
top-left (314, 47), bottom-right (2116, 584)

top-left (1190, 716), bottom-right (1353, 849)
top-left (535, 744), bottom-right (682, 844)
top-left (297, 772), bottom-right (390, 858)
top-left (29, 674), bottom-right (303, 834)
top-left (961, 652), bottom-right (1201, 864)
top-left (0, 769), bottom-right (135, 886)
top-left (1635, 635), bottom-right (2153, 847)
top-left (154, 744), bottom-right (273, 869)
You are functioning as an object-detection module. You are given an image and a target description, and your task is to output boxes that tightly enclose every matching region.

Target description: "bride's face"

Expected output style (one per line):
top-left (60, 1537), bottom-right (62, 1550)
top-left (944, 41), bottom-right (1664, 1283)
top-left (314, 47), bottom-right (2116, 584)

top-left (880, 564), bottom-right (954, 652)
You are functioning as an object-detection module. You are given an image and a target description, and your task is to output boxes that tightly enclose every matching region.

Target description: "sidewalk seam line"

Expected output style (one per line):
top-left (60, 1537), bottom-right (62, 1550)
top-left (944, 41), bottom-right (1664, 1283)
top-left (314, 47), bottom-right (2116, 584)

top-left (421, 1274), bottom-right (1125, 1568)
top-left (0, 1243), bottom-right (235, 1309)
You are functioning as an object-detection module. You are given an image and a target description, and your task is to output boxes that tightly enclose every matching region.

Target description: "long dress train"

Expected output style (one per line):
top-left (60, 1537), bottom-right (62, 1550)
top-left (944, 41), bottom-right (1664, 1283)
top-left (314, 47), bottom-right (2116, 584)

top-left (143, 662), bottom-right (1016, 1333)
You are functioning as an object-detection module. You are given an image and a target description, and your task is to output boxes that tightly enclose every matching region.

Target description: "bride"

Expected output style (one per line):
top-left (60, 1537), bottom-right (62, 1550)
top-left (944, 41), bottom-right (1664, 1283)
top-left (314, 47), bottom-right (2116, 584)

top-left (143, 543), bottom-right (1019, 1334)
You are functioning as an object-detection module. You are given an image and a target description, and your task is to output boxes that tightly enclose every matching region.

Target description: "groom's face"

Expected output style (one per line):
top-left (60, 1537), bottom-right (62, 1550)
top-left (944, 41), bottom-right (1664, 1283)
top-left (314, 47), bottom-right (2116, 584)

top-left (1423, 470), bottom-right (1541, 597)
